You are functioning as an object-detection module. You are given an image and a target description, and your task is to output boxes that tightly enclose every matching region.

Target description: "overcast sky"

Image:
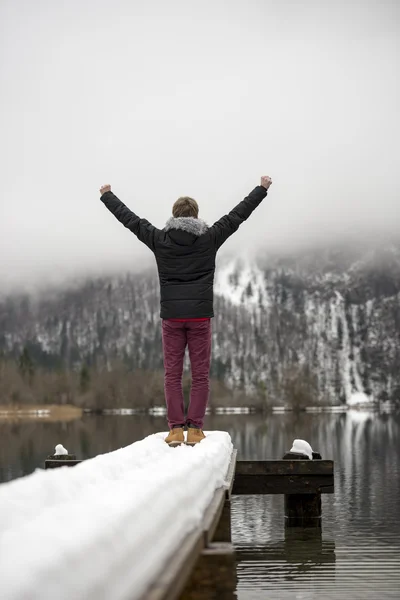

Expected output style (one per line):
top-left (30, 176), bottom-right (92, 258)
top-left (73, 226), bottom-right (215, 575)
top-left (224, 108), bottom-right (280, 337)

top-left (1, 0), bottom-right (399, 290)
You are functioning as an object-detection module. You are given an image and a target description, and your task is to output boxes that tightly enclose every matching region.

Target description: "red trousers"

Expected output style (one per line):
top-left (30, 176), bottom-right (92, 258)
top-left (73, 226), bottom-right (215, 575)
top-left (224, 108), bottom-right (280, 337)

top-left (162, 319), bottom-right (212, 429)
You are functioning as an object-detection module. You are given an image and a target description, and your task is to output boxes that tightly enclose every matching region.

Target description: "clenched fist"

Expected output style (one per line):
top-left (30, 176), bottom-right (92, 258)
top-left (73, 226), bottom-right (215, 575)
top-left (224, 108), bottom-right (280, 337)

top-left (100, 184), bottom-right (111, 196)
top-left (261, 176), bottom-right (272, 190)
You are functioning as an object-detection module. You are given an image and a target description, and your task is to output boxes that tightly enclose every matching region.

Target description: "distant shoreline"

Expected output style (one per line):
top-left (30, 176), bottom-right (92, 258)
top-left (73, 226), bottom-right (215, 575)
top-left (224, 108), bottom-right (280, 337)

top-left (0, 404), bottom-right (83, 421)
top-left (0, 402), bottom-right (390, 421)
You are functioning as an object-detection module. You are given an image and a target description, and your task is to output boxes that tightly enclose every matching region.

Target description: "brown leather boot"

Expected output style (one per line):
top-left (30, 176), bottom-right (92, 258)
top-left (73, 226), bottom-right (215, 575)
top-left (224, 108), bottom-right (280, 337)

top-left (165, 427), bottom-right (185, 447)
top-left (186, 428), bottom-right (206, 446)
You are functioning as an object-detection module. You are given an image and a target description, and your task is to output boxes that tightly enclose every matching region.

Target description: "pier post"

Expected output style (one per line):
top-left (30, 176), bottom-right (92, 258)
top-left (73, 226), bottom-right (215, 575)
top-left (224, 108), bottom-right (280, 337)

top-left (282, 451), bottom-right (322, 528)
top-left (180, 543), bottom-right (237, 600)
top-left (44, 454), bottom-right (79, 469)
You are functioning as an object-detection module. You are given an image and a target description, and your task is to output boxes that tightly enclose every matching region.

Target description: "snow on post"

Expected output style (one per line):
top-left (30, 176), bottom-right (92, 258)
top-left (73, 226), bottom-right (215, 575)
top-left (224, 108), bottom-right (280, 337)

top-left (289, 439), bottom-right (313, 460)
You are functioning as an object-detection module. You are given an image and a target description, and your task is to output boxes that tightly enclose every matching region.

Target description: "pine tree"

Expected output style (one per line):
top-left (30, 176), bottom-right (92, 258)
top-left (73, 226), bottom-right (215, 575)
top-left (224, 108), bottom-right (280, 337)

top-left (79, 364), bottom-right (91, 393)
top-left (245, 282), bottom-right (253, 298)
top-left (18, 347), bottom-right (35, 384)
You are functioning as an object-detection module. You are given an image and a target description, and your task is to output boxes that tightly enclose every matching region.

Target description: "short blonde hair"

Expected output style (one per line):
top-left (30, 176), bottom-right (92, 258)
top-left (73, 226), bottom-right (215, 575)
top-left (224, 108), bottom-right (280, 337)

top-left (172, 196), bottom-right (199, 218)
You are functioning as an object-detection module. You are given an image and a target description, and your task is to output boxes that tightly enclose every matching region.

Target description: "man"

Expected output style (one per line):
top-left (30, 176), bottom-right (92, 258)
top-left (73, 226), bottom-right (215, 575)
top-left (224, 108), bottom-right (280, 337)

top-left (99, 175), bottom-right (272, 445)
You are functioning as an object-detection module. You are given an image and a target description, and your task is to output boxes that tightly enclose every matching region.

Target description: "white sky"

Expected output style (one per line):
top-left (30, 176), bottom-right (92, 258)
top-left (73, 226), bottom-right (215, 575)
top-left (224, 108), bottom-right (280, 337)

top-left (1, 0), bottom-right (399, 290)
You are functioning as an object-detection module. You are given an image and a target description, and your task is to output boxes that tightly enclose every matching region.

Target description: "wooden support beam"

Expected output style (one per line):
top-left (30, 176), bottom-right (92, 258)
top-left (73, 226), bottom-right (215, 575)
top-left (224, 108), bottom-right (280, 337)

top-left (232, 460), bottom-right (333, 495)
top-left (235, 460), bottom-right (333, 476)
top-left (202, 487), bottom-right (226, 546)
top-left (233, 474), bottom-right (333, 495)
top-left (213, 499), bottom-right (232, 543)
top-left (45, 458), bottom-right (81, 469)
top-left (203, 449), bottom-right (236, 544)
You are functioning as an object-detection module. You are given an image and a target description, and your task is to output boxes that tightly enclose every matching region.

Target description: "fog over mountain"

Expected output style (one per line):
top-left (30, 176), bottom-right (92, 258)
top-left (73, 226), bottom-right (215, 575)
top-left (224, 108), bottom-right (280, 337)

top-left (1, 0), bottom-right (399, 291)
top-left (1, 241), bottom-right (399, 407)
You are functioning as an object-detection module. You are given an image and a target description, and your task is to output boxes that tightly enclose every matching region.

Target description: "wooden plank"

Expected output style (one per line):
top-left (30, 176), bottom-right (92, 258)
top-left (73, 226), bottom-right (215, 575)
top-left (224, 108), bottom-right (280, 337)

top-left (45, 460), bottom-right (82, 469)
top-left (224, 449), bottom-right (237, 500)
top-left (201, 449), bottom-right (237, 546)
top-left (145, 527), bottom-right (204, 600)
top-left (232, 474), bottom-right (334, 495)
top-left (235, 460), bottom-right (333, 476)
top-left (213, 499), bottom-right (231, 543)
top-left (202, 487), bottom-right (226, 546)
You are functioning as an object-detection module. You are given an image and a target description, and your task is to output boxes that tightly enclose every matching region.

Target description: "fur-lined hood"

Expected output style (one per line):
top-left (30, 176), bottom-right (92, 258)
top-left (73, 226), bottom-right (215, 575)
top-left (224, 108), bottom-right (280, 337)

top-left (164, 217), bottom-right (209, 236)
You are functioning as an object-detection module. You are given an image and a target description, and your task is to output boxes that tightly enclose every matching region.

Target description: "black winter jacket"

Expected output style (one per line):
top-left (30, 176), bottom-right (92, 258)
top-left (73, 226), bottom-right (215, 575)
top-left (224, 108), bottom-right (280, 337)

top-left (100, 186), bottom-right (268, 319)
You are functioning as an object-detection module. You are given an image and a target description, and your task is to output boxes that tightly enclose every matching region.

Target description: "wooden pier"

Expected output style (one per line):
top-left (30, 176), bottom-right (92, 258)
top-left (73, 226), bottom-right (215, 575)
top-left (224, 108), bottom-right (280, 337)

top-left (45, 447), bottom-right (334, 600)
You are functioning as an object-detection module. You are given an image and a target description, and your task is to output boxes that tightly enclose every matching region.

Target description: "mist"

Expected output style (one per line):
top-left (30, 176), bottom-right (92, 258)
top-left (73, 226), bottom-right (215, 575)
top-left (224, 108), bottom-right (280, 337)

top-left (1, 0), bottom-right (399, 291)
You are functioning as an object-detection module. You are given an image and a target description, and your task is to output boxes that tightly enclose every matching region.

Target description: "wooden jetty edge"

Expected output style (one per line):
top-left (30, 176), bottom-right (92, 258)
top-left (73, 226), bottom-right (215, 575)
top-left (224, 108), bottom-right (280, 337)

top-left (44, 446), bottom-right (334, 600)
top-left (146, 449), bottom-right (238, 600)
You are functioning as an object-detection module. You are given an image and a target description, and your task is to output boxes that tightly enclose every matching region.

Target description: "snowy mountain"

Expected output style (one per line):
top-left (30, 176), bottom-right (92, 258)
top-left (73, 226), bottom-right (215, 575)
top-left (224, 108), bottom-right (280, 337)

top-left (1, 241), bottom-right (400, 406)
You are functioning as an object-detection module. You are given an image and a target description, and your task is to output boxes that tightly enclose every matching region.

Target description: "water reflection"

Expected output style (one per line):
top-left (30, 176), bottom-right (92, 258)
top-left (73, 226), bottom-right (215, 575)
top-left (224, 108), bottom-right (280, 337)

top-left (234, 498), bottom-right (336, 596)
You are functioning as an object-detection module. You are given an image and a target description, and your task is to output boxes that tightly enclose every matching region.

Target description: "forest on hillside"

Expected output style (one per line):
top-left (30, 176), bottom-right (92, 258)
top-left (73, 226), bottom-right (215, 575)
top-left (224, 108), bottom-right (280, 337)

top-left (0, 347), bottom-right (318, 412)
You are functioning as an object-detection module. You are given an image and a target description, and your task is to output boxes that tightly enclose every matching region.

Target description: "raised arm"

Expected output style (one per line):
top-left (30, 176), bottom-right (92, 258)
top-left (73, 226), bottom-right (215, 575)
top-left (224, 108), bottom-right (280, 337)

top-left (99, 184), bottom-right (159, 252)
top-left (209, 176), bottom-right (272, 250)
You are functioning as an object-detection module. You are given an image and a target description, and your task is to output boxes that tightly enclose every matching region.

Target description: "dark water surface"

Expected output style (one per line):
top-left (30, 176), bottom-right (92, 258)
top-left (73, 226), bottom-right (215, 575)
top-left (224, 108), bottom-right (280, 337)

top-left (1, 411), bottom-right (400, 599)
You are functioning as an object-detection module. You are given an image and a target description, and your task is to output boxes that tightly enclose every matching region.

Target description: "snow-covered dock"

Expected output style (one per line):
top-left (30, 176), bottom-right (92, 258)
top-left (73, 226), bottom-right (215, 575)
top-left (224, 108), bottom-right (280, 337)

top-left (0, 433), bottom-right (335, 600)
top-left (0, 432), bottom-right (234, 600)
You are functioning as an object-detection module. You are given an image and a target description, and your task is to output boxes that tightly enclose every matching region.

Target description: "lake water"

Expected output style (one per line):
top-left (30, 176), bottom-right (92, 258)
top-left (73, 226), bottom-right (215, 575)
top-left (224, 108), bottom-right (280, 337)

top-left (1, 411), bottom-right (399, 599)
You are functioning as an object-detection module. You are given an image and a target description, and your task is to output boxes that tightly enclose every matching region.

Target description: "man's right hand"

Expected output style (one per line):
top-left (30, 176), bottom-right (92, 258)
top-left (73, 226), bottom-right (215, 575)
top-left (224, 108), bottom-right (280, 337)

top-left (261, 176), bottom-right (272, 190)
top-left (100, 184), bottom-right (111, 196)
